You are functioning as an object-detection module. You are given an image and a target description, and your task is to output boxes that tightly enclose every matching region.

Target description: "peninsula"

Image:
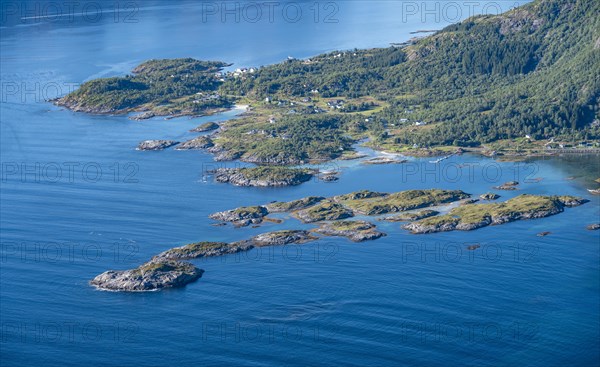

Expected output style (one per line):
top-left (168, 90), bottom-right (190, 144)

top-left (55, 0), bottom-right (599, 169)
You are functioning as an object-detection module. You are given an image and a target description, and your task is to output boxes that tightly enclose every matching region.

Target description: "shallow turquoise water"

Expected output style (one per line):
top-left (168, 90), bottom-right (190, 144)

top-left (1, 1), bottom-right (599, 366)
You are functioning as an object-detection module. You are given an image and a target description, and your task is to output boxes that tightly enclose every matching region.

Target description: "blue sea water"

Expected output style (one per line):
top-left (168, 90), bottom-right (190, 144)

top-left (1, 1), bottom-right (599, 366)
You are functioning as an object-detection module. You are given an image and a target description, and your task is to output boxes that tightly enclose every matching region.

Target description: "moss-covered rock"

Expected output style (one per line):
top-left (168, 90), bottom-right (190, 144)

top-left (175, 136), bottom-right (214, 150)
top-left (250, 230), bottom-right (318, 246)
top-left (191, 121), bottom-right (219, 132)
top-left (404, 194), bottom-right (587, 234)
top-left (333, 190), bottom-right (387, 202)
top-left (340, 189), bottom-right (470, 215)
top-left (215, 167), bottom-right (313, 187)
top-left (381, 210), bottom-right (439, 222)
top-left (209, 206), bottom-right (269, 227)
top-left (293, 202), bottom-right (354, 223)
top-left (266, 197), bottom-right (326, 213)
top-left (154, 241), bottom-right (252, 260)
top-left (313, 220), bottom-right (386, 242)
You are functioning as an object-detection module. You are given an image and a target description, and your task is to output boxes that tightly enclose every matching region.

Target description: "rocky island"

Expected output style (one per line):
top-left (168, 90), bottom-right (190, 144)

top-left (210, 189), bottom-right (588, 237)
top-left (92, 188), bottom-right (589, 292)
top-left (313, 220), bottom-right (386, 242)
top-left (214, 166), bottom-right (313, 187)
top-left (209, 205), bottom-right (269, 227)
top-left (137, 140), bottom-right (179, 151)
top-left (90, 260), bottom-right (204, 292)
top-left (154, 241), bottom-right (251, 260)
top-left (209, 189), bottom-right (470, 226)
top-left (403, 195), bottom-right (588, 234)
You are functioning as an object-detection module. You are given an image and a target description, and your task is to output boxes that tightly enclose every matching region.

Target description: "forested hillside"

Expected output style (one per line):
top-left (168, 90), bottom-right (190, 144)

top-left (222, 0), bottom-right (599, 146)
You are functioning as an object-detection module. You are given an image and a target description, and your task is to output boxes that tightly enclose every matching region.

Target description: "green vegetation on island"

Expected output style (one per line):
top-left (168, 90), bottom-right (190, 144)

top-left (337, 189), bottom-right (470, 215)
top-left (95, 190), bottom-right (588, 291)
top-left (214, 166), bottom-right (313, 187)
top-left (381, 210), bottom-right (440, 222)
top-left (403, 194), bottom-right (588, 234)
top-left (57, 58), bottom-right (233, 116)
top-left (293, 202), bottom-right (355, 223)
top-left (59, 0), bottom-right (600, 164)
top-left (266, 196), bottom-right (326, 212)
top-left (191, 121), bottom-right (220, 132)
top-left (313, 220), bottom-right (386, 242)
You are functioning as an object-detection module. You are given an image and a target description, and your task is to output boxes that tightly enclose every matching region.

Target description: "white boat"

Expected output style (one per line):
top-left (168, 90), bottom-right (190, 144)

top-left (429, 155), bottom-right (452, 164)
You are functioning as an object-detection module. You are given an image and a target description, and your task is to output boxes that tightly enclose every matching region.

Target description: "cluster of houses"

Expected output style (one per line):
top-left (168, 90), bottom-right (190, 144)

top-left (233, 67), bottom-right (256, 77)
top-left (263, 96), bottom-right (325, 115)
top-left (213, 67), bottom-right (257, 82)
top-left (327, 100), bottom-right (345, 109)
top-left (193, 92), bottom-right (221, 103)
top-left (244, 129), bottom-right (291, 140)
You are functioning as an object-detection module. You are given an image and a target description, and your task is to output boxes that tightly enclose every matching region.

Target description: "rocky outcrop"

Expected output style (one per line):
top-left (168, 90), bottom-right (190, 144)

top-left (154, 242), bottom-right (253, 260)
top-left (250, 230), bottom-right (318, 246)
top-left (340, 190), bottom-right (471, 215)
top-left (136, 140), bottom-right (179, 151)
top-left (493, 181), bottom-right (519, 190)
top-left (53, 97), bottom-right (122, 114)
top-left (480, 193), bottom-right (500, 201)
top-left (404, 195), bottom-right (587, 234)
top-left (266, 197), bottom-right (326, 213)
top-left (556, 196), bottom-right (589, 207)
top-left (333, 190), bottom-right (387, 202)
top-left (313, 220), bottom-right (386, 242)
top-left (403, 217), bottom-right (462, 234)
top-left (191, 121), bottom-right (219, 132)
top-left (293, 202), bottom-right (354, 223)
top-left (320, 174), bottom-right (339, 182)
top-left (207, 146), bottom-right (243, 161)
top-left (362, 157), bottom-right (408, 165)
top-left (209, 206), bottom-right (269, 227)
top-left (586, 223), bottom-right (600, 231)
top-left (175, 136), bottom-right (214, 150)
top-left (381, 210), bottom-right (439, 222)
top-left (130, 111), bottom-right (156, 120)
top-left (214, 168), bottom-right (313, 187)
top-left (90, 260), bottom-right (204, 292)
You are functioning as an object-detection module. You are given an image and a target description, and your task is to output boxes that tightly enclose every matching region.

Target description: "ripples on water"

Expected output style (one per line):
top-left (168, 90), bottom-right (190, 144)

top-left (1, 1), bottom-right (598, 366)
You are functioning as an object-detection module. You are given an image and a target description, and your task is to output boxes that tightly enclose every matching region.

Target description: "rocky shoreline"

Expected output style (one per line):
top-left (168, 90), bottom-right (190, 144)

top-left (136, 140), bottom-right (179, 151)
top-left (91, 230), bottom-right (318, 292)
top-left (175, 136), bottom-right (215, 150)
top-left (403, 195), bottom-right (588, 234)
